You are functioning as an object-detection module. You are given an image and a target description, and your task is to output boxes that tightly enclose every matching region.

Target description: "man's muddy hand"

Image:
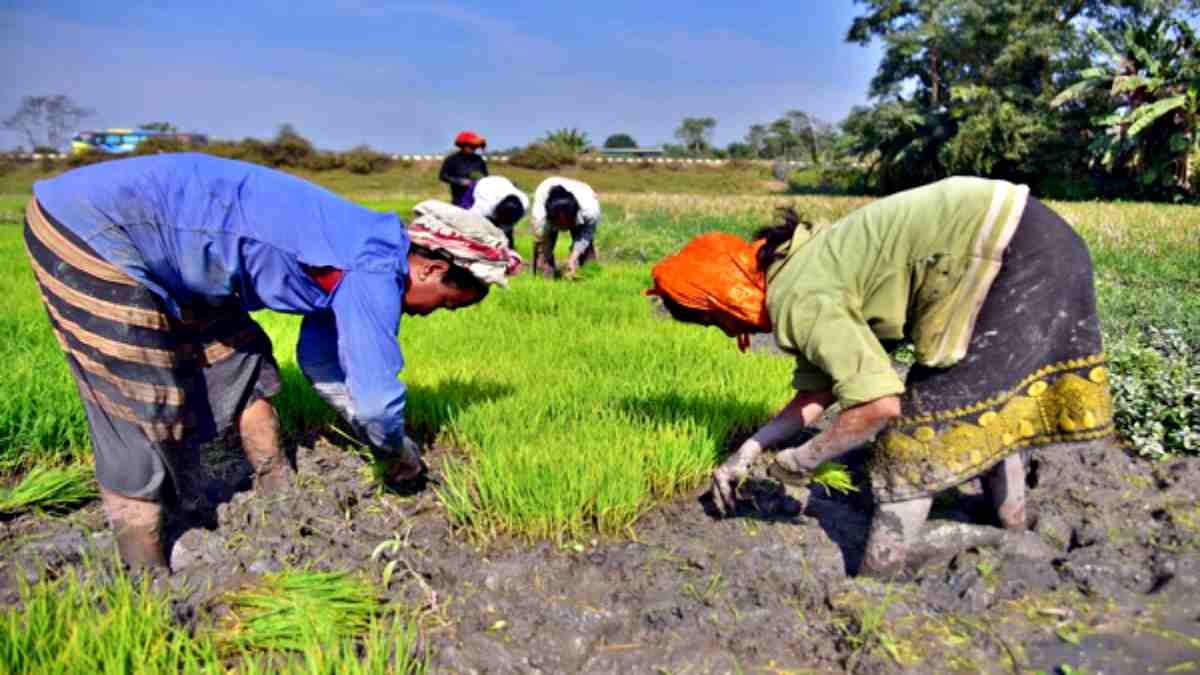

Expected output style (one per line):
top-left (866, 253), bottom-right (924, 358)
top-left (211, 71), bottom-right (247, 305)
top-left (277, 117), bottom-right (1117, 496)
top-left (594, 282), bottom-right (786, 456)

top-left (376, 437), bottom-right (423, 484)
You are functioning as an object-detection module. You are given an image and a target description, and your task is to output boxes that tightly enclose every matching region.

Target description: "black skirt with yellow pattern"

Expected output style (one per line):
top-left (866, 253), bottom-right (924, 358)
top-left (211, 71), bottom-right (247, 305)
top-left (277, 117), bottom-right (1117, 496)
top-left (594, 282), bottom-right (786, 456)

top-left (870, 198), bottom-right (1114, 503)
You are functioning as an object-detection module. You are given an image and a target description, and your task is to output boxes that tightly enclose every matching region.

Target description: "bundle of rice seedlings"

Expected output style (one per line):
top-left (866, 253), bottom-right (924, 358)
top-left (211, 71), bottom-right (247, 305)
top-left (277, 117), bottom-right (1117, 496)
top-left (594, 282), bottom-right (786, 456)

top-left (0, 464), bottom-right (97, 514)
top-left (218, 569), bottom-right (381, 654)
top-left (232, 611), bottom-right (427, 675)
top-left (809, 462), bottom-right (858, 496)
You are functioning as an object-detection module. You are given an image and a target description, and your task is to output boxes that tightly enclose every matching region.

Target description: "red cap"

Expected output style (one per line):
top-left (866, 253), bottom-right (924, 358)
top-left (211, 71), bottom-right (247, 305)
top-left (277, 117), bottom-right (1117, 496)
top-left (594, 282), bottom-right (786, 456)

top-left (454, 131), bottom-right (486, 149)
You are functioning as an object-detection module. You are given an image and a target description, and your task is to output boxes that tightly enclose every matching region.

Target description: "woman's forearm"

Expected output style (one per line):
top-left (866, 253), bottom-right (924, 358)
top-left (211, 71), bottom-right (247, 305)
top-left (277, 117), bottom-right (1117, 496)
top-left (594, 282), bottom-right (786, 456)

top-left (750, 390), bottom-right (834, 451)
top-left (777, 396), bottom-right (900, 471)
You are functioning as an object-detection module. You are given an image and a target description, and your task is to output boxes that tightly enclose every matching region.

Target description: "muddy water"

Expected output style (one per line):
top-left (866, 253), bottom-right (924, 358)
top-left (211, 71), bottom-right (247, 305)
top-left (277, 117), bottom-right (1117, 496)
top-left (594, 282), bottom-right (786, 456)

top-left (3, 436), bottom-right (1198, 673)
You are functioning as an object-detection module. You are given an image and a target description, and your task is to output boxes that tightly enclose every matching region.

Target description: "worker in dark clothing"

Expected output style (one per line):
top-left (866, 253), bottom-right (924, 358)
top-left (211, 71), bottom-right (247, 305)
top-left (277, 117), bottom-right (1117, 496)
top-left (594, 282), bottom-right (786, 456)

top-left (440, 131), bottom-right (489, 208)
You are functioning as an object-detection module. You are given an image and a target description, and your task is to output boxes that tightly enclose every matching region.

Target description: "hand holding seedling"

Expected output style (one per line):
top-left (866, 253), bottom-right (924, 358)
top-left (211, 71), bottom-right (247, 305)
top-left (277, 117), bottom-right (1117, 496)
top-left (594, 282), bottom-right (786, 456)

top-left (711, 391), bottom-right (834, 516)
top-left (711, 439), bottom-right (763, 515)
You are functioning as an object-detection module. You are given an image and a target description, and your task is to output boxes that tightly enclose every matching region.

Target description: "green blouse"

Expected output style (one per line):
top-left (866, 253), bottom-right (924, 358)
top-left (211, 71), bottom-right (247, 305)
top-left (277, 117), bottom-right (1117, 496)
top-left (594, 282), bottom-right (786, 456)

top-left (765, 176), bottom-right (1030, 407)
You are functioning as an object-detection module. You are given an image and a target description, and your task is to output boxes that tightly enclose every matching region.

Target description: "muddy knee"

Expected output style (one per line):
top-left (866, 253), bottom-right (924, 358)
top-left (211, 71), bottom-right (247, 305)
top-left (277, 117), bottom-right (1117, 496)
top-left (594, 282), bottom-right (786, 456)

top-left (238, 398), bottom-right (291, 492)
top-left (101, 489), bottom-right (168, 570)
top-left (861, 497), bottom-right (932, 576)
top-left (238, 396), bottom-right (285, 466)
top-left (983, 453), bottom-right (1027, 530)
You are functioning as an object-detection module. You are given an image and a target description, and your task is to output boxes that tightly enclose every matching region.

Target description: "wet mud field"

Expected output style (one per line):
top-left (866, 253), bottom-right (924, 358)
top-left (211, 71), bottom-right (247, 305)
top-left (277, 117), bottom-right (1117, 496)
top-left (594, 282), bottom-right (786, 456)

top-left (3, 433), bottom-right (1199, 674)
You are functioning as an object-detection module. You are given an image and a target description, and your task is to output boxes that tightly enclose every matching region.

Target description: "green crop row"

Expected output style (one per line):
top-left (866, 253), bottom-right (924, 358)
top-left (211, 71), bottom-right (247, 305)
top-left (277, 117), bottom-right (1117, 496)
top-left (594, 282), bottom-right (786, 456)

top-left (0, 190), bottom-right (1196, 536)
top-left (1, 565), bottom-right (424, 673)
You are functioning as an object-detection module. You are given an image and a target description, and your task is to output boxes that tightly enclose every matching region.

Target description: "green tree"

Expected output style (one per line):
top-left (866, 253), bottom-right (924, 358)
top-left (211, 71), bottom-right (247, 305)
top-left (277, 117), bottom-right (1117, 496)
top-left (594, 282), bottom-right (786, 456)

top-left (764, 118), bottom-right (798, 160)
top-left (264, 124), bottom-right (316, 167)
top-left (673, 117), bottom-right (717, 156)
top-left (725, 141), bottom-right (756, 159)
top-left (744, 124), bottom-right (769, 158)
top-left (542, 127), bottom-right (591, 154)
top-left (603, 133), bottom-right (638, 149)
top-left (844, 0), bottom-right (1200, 194)
top-left (781, 110), bottom-right (838, 163)
top-left (140, 122), bottom-right (177, 133)
top-left (843, 0), bottom-right (1108, 191)
top-left (1053, 16), bottom-right (1200, 196)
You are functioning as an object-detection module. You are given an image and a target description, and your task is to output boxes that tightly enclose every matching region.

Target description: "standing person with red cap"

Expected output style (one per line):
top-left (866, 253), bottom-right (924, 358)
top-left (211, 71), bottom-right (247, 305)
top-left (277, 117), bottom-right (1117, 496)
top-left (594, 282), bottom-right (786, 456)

top-left (440, 131), bottom-right (489, 208)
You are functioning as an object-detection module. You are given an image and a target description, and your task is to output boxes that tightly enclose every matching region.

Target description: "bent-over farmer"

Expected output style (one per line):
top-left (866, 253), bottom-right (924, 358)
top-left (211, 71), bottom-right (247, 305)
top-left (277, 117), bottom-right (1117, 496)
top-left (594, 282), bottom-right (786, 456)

top-left (25, 153), bottom-right (521, 570)
top-left (468, 175), bottom-right (529, 249)
top-left (530, 176), bottom-right (601, 279)
top-left (647, 177), bottom-right (1113, 577)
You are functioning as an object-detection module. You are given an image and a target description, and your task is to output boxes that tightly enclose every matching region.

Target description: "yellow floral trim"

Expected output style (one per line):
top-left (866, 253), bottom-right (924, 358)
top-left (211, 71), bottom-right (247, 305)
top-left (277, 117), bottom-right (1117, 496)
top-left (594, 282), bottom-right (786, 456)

top-left (873, 359), bottom-right (1114, 502)
top-left (895, 353), bottom-right (1106, 426)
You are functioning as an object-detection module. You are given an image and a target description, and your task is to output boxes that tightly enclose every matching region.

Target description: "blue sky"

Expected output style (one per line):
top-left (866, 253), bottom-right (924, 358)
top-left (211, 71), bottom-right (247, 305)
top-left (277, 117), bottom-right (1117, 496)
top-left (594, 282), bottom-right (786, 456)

top-left (0, 1), bottom-right (883, 153)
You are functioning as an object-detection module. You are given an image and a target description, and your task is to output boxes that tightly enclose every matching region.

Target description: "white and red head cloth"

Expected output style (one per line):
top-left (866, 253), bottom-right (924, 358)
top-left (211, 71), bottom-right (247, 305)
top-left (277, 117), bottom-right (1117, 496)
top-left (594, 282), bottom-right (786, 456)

top-left (408, 200), bottom-right (523, 286)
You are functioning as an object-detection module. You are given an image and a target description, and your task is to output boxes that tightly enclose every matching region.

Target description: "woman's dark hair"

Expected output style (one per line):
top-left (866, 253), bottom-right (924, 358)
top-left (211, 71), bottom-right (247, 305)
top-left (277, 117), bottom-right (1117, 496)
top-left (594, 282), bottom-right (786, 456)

top-left (657, 295), bottom-right (709, 325)
top-left (546, 185), bottom-right (579, 222)
top-left (409, 244), bottom-right (490, 297)
top-left (753, 207), bottom-right (812, 271)
top-left (492, 195), bottom-right (526, 227)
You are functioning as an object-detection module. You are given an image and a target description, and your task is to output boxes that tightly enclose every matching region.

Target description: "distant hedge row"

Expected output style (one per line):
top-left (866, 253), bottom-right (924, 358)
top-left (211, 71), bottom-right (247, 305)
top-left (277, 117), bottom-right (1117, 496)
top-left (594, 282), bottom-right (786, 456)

top-left (61, 125), bottom-right (402, 175)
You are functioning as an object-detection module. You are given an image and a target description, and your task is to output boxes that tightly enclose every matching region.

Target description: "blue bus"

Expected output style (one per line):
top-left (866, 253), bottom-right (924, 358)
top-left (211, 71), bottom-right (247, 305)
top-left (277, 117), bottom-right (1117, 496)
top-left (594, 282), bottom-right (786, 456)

top-left (70, 128), bottom-right (208, 155)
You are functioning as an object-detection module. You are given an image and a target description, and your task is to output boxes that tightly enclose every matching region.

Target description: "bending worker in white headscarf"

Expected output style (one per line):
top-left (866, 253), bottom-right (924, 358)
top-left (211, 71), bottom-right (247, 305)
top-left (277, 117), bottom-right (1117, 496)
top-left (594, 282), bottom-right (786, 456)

top-left (467, 175), bottom-right (529, 249)
top-left (529, 176), bottom-right (601, 279)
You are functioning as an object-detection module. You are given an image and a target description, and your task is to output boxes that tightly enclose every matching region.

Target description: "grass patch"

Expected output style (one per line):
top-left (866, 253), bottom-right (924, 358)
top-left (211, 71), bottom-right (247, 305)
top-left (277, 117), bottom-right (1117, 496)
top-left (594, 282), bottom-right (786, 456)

top-left (0, 222), bottom-right (94, 465)
top-left (0, 567), bottom-right (220, 673)
top-left (256, 264), bottom-right (794, 541)
top-left (0, 159), bottom-right (780, 205)
top-left (0, 565), bottom-right (424, 674)
top-left (0, 195), bottom-right (25, 225)
top-left (0, 463), bottom-right (96, 514)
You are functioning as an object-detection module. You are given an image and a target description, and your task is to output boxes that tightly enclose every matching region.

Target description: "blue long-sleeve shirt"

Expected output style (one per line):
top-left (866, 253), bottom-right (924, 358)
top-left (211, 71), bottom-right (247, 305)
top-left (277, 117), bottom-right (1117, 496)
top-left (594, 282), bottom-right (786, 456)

top-left (33, 153), bottom-right (412, 454)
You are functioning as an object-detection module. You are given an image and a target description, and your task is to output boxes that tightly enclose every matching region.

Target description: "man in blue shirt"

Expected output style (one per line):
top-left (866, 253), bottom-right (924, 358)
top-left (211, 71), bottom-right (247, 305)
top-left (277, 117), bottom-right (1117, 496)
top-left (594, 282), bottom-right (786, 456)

top-left (26, 153), bottom-right (521, 570)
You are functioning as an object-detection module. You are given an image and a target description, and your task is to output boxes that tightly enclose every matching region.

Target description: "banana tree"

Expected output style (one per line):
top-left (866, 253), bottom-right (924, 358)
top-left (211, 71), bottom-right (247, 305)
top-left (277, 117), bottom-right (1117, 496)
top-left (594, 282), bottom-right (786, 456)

top-left (1053, 16), bottom-right (1200, 196)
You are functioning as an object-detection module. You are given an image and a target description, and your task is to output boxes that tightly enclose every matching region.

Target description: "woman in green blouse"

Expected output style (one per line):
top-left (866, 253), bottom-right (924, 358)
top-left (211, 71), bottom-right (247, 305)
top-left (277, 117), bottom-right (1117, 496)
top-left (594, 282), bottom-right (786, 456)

top-left (648, 177), bottom-right (1113, 577)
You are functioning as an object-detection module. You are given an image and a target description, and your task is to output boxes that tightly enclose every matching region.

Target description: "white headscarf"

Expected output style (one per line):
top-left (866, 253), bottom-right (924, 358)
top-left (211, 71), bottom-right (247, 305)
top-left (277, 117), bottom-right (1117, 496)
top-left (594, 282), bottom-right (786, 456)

top-left (408, 200), bottom-right (523, 287)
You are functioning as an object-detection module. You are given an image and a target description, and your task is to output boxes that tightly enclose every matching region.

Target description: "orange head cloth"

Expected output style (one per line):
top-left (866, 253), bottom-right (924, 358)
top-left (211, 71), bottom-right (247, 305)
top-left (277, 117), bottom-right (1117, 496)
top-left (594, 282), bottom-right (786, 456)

top-left (646, 232), bottom-right (771, 351)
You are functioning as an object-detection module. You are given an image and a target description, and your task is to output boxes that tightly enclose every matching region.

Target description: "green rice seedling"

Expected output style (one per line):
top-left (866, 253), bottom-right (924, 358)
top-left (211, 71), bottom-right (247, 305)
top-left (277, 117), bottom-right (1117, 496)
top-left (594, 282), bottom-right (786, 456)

top-left (0, 463), bottom-right (97, 513)
top-left (809, 462), bottom-right (858, 496)
top-left (0, 224), bottom-right (93, 466)
top-left (0, 566), bottom-right (222, 674)
top-left (2, 186), bottom-right (1198, 539)
top-left (232, 611), bottom-right (426, 675)
top-left (217, 569), bottom-right (382, 654)
top-left (0, 561), bottom-right (425, 674)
